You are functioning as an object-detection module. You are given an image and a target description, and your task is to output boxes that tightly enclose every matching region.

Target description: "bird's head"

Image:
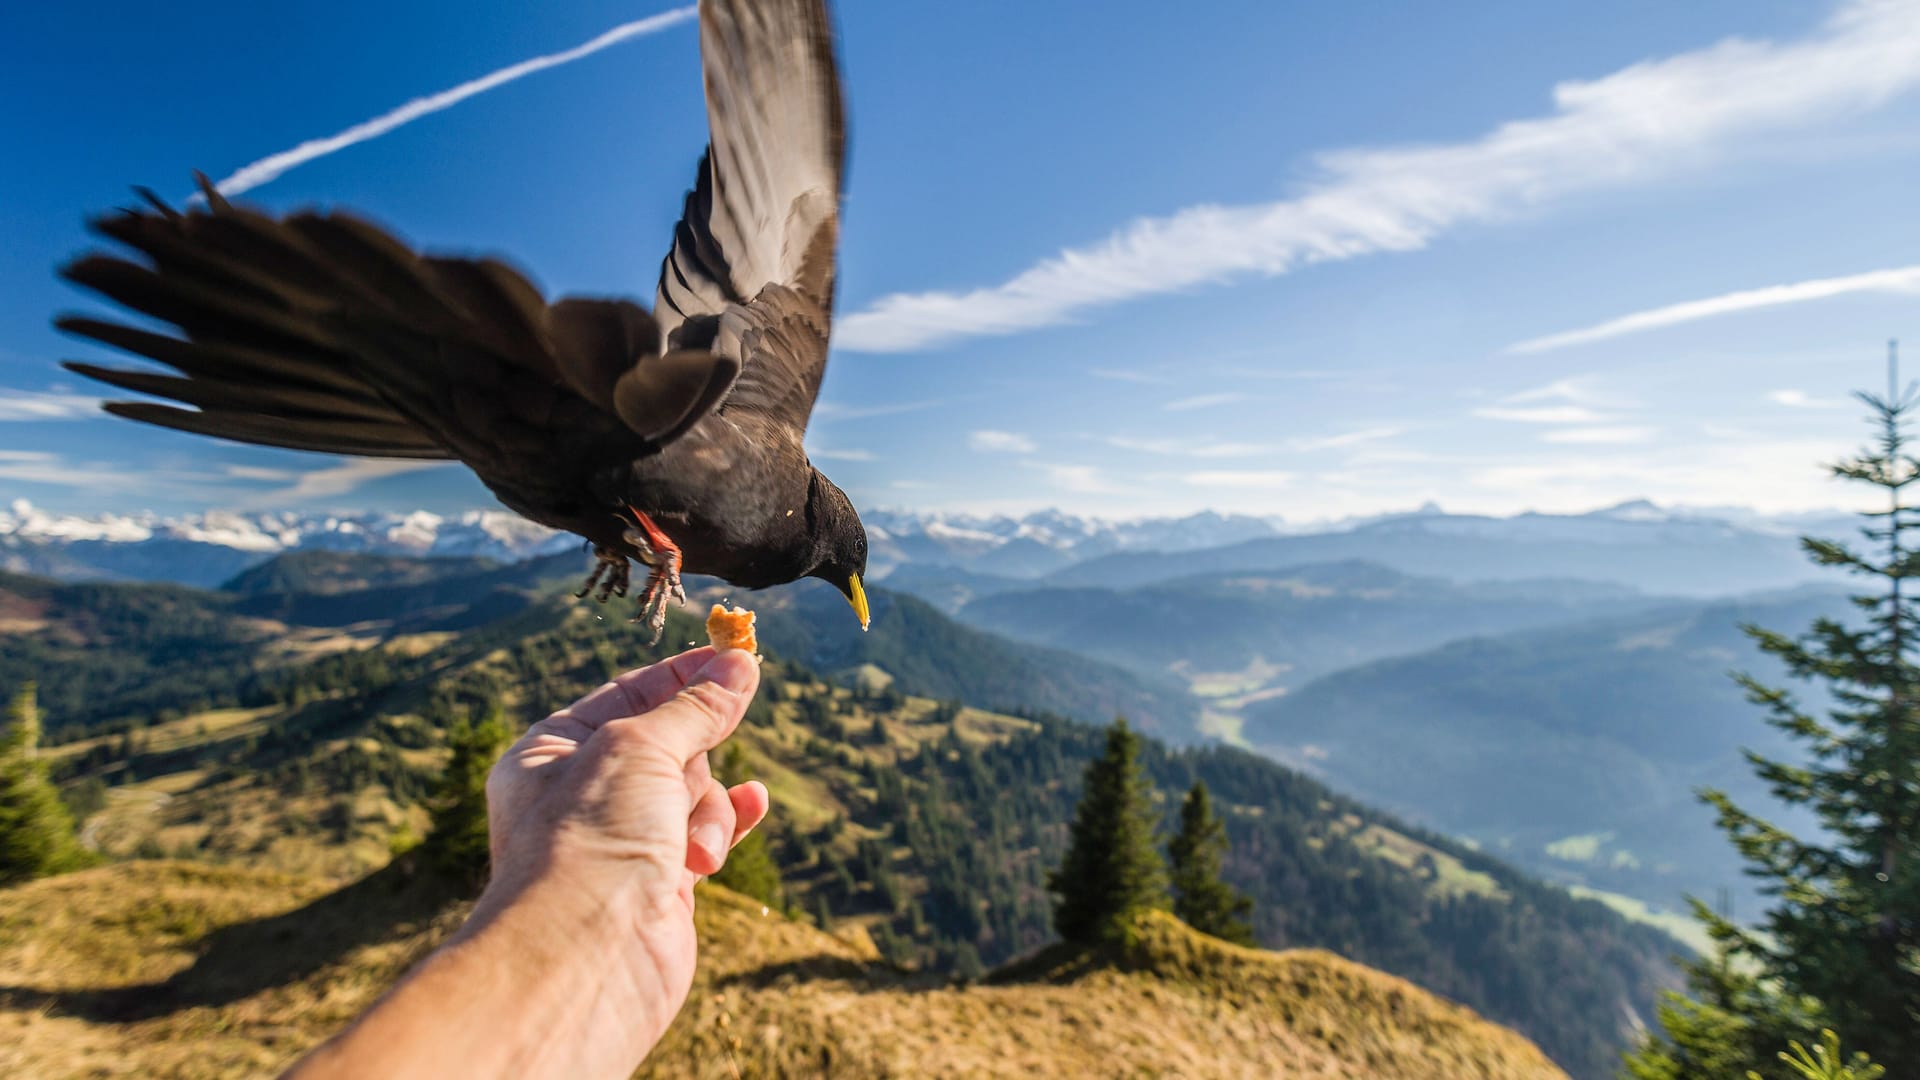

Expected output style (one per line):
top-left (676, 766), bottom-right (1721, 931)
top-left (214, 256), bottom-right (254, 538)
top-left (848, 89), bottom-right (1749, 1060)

top-left (805, 470), bottom-right (870, 631)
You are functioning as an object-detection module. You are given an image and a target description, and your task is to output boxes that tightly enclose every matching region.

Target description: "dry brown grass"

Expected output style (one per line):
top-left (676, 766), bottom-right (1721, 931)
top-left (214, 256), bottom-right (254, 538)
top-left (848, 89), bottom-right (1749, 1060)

top-left (0, 862), bottom-right (1565, 1079)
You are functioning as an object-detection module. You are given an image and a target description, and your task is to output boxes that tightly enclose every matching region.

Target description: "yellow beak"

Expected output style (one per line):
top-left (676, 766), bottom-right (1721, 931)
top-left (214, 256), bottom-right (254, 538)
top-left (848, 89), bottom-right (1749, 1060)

top-left (847, 573), bottom-right (870, 631)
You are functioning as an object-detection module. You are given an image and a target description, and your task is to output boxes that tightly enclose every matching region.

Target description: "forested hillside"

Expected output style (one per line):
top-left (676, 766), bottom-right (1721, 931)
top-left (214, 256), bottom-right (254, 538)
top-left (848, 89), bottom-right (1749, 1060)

top-left (0, 554), bottom-right (1682, 1078)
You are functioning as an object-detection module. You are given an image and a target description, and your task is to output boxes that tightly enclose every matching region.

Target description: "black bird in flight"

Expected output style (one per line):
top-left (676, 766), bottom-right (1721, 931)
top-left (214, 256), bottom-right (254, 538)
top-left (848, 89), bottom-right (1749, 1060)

top-left (56, 0), bottom-right (867, 641)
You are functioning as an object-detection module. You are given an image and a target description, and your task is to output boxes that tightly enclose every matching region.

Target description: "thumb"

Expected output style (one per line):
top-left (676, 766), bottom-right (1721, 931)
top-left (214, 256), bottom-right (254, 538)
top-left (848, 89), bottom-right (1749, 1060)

top-left (644, 649), bottom-right (761, 761)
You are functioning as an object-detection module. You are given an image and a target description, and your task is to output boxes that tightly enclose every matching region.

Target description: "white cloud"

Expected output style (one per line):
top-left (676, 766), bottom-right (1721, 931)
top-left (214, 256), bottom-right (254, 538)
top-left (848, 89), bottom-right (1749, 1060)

top-left (1509, 264), bottom-right (1920, 353)
top-left (1033, 463), bottom-right (1121, 494)
top-left (1287, 425), bottom-right (1406, 451)
top-left (1088, 368), bottom-right (1174, 385)
top-left (836, 1), bottom-right (1920, 353)
top-left (1184, 470), bottom-right (1295, 491)
top-left (809, 447), bottom-right (877, 462)
top-left (0, 450), bottom-right (140, 491)
top-left (1541, 425), bottom-right (1659, 444)
top-left (0, 391), bottom-right (102, 421)
top-left (1103, 435), bottom-right (1276, 458)
top-left (1769, 388), bottom-right (1848, 408)
top-left (968, 430), bottom-right (1038, 454)
top-left (811, 399), bottom-right (945, 422)
top-left (1501, 376), bottom-right (1635, 408)
top-left (224, 464), bottom-right (298, 481)
top-left (244, 458), bottom-right (450, 506)
top-left (1474, 405), bottom-right (1612, 424)
top-left (203, 6), bottom-right (697, 198)
top-left (1163, 392), bottom-right (1248, 412)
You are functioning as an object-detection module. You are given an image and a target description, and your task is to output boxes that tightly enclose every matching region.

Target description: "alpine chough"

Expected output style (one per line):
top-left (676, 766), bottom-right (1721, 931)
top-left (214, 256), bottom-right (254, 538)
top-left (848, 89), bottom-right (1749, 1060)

top-left (55, 0), bottom-right (867, 640)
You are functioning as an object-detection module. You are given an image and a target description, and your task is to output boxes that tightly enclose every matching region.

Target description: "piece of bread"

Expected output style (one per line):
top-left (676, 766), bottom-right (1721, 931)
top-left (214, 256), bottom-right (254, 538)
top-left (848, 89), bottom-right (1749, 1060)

top-left (706, 603), bottom-right (758, 653)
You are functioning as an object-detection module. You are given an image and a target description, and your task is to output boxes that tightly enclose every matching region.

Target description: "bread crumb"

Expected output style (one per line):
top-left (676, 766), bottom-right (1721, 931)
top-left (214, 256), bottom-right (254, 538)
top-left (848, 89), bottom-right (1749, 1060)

top-left (706, 603), bottom-right (758, 654)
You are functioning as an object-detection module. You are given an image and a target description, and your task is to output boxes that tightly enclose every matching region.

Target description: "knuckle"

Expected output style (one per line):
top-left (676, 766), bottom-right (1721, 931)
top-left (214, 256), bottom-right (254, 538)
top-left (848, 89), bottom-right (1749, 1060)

top-left (597, 717), bottom-right (654, 753)
top-left (675, 681), bottom-right (739, 723)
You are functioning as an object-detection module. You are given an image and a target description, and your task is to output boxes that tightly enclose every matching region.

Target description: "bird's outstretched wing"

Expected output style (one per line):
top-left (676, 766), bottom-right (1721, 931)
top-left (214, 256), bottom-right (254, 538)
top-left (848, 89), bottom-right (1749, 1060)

top-left (657, 0), bottom-right (846, 431)
top-left (58, 182), bottom-right (741, 500)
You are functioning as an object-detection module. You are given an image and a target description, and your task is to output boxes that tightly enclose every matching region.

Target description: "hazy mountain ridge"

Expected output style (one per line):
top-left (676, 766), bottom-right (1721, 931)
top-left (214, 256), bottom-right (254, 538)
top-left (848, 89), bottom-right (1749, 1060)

top-left (1045, 505), bottom-right (1846, 596)
top-left (936, 560), bottom-right (1670, 691)
top-left (1242, 586), bottom-right (1849, 911)
top-left (2, 499), bottom-right (1851, 594)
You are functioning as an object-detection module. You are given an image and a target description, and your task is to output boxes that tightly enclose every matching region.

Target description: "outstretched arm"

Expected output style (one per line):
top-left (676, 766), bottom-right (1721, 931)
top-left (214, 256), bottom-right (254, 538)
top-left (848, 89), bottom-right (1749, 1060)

top-left (284, 647), bottom-right (768, 1080)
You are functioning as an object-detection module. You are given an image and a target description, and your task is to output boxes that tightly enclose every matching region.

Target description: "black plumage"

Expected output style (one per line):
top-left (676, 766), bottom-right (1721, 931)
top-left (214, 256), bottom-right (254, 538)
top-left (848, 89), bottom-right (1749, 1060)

top-left (56, 0), bottom-right (868, 639)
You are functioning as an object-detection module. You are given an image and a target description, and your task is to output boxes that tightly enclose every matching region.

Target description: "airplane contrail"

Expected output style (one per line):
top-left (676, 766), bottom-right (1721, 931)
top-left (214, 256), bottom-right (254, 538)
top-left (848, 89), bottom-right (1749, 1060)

top-left (1507, 264), bottom-right (1920, 354)
top-left (203, 5), bottom-right (697, 198)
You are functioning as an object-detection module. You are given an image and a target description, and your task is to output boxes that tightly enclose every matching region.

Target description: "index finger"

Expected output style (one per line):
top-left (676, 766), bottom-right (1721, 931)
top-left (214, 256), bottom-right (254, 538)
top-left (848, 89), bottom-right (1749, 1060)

top-left (560, 646), bottom-right (719, 729)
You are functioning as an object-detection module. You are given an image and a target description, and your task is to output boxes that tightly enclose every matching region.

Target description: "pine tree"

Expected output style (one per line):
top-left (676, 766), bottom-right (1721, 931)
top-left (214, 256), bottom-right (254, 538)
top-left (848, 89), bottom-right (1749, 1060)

top-left (1168, 781), bottom-right (1255, 945)
top-left (424, 699), bottom-right (513, 889)
top-left (1633, 354), bottom-right (1920, 1073)
top-left (0, 684), bottom-right (91, 885)
top-left (710, 743), bottom-right (782, 906)
top-left (1048, 718), bottom-right (1167, 947)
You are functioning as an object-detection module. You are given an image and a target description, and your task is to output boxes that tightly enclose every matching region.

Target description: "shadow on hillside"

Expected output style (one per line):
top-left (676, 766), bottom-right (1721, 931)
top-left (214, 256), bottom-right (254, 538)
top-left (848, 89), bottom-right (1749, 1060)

top-left (2, 856), bottom-right (460, 1023)
top-left (715, 953), bottom-right (876, 991)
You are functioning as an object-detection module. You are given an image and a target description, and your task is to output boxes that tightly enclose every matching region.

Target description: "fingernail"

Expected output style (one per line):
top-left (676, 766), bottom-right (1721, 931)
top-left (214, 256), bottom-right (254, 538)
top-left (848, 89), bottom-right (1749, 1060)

top-left (691, 823), bottom-right (727, 867)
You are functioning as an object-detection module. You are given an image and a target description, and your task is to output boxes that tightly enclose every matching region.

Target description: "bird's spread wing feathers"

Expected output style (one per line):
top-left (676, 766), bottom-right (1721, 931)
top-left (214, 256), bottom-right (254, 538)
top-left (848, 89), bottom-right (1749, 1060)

top-left (60, 0), bottom-right (843, 488)
top-left (658, 0), bottom-right (845, 429)
top-left (58, 182), bottom-right (738, 485)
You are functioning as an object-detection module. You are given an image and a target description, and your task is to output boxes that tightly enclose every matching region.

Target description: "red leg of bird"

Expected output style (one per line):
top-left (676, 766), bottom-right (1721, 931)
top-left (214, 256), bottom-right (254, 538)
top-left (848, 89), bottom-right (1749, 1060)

top-left (621, 508), bottom-right (686, 643)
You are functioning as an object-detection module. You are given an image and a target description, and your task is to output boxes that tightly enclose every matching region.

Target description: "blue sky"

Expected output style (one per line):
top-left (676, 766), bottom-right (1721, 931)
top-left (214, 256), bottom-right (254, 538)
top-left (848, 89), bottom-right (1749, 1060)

top-left (4, 0), bottom-right (1919, 522)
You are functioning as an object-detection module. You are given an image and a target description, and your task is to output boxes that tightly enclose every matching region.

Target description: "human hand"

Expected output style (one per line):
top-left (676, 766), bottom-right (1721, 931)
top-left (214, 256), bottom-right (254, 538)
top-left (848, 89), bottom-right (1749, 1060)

top-left (477, 647), bottom-right (769, 1053)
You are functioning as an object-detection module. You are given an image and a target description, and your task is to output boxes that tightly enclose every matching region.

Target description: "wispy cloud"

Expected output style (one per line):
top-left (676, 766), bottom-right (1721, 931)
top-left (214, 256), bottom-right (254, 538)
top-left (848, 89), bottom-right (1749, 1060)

top-left (969, 430), bottom-right (1038, 454)
top-left (837, 1), bottom-right (1920, 353)
top-left (1088, 368), bottom-right (1174, 385)
top-left (1769, 388), bottom-right (1848, 408)
top-left (809, 447), bottom-right (876, 462)
top-left (1474, 404), bottom-right (1612, 424)
top-left (1509, 264), bottom-right (1920, 353)
top-left (1501, 376), bottom-right (1634, 408)
top-left (811, 399), bottom-right (945, 422)
top-left (0, 390), bottom-right (102, 422)
top-left (1184, 470), bottom-right (1294, 491)
top-left (1163, 392), bottom-right (1248, 412)
top-left (1032, 463), bottom-right (1121, 494)
top-left (203, 6), bottom-right (697, 198)
top-left (1288, 425), bottom-right (1406, 452)
top-left (1103, 435), bottom-right (1276, 459)
top-left (1541, 425), bottom-right (1659, 444)
top-left (0, 450), bottom-right (142, 491)
top-left (243, 458), bottom-right (450, 506)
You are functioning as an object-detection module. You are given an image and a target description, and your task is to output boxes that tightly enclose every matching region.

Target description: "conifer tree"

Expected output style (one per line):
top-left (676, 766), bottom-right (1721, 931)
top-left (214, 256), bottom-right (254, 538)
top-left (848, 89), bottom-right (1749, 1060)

top-left (425, 699), bottom-right (512, 889)
top-left (1168, 781), bottom-right (1255, 945)
top-left (1632, 354), bottom-right (1920, 1074)
top-left (1049, 718), bottom-right (1167, 947)
top-left (0, 684), bottom-right (91, 885)
top-left (710, 743), bottom-right (782, 906)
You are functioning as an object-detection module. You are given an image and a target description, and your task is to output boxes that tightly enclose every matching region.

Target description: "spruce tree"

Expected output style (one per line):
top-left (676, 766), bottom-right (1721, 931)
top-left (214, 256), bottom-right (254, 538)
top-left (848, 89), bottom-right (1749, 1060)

top-left (1632, 356), bottom-right (1920, 1073)
top-left (1049, 718), bottom-right (1167, 947)
top-left (1168, 781), bottom-right (1255, 945)
top-left (710, 743), bottom-right (782, 907)
top-left (0, 684), bottom-right (91, 885)
top-left (425, 699), bottom-right (513, 889)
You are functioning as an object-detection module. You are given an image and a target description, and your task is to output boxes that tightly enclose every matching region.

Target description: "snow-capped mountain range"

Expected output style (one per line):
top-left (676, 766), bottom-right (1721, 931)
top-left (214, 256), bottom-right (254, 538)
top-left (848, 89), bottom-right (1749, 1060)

top-left (0, 497), bottom-right (1858, 591)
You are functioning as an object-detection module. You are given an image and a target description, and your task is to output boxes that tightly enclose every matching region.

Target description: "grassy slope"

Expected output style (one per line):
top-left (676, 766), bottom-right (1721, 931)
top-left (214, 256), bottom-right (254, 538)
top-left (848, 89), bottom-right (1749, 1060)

top-left (0, 862), bottom-right (1567, 1080)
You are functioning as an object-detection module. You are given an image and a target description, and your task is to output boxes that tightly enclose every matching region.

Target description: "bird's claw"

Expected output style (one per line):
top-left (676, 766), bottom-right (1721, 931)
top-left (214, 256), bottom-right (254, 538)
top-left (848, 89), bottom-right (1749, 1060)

top-left (577, 548), bottom-right (631, 602)
top-left (630, 558), bottom-right (684, 645)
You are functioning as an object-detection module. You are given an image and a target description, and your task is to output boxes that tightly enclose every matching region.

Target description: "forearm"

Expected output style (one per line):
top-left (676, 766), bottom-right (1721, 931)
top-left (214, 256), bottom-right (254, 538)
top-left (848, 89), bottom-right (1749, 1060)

top-left (283, 880), bottom-right (673, 1080)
